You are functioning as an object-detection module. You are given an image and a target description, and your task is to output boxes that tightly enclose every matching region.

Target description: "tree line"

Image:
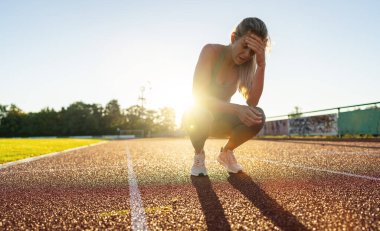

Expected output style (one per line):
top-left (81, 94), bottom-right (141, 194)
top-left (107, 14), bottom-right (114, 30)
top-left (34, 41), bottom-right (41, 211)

top-left (0, 100), bottom-right (176, 137)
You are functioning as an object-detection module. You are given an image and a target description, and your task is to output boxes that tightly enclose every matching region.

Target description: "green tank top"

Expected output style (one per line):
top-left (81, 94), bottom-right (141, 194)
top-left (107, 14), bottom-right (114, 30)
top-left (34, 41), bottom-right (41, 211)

top-left (208, 48), bottom-right (237, 102)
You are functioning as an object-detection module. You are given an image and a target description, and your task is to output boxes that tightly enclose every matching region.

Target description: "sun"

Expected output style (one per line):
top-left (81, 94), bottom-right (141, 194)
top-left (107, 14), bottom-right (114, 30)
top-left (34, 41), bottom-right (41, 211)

top-left (147, 88), bottom-right (194, 128)
top-left (171, 95), bottom-right (195, 128)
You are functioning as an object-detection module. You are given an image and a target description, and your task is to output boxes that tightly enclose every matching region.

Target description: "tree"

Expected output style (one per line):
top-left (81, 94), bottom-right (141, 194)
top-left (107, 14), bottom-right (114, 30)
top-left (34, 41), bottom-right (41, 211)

top-left (0, 100), bottom-right (178, 137)
top-left (288, 106), bottom-right (303, 118)
top-left (104, 99), bottom-right (125, 133)
top-left (88, 103), bottom-right (104, 135)
top-left (155, 107), bottom-right (176, 133)
top-left (19, 108), bottom-right (60, 136)
top-left (0, 104), bottom-right (25, 137)
top-left (125, 105), bottom-right (150, 134)
top-left (60, 101), bottom-right (100, 136)
top-left (0, 104), bottom-right (8, 126)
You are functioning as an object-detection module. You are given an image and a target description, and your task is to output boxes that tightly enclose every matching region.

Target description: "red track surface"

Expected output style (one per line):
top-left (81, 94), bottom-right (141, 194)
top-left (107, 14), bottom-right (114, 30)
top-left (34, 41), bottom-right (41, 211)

top-left (1, 138), bottom-right (379, 230)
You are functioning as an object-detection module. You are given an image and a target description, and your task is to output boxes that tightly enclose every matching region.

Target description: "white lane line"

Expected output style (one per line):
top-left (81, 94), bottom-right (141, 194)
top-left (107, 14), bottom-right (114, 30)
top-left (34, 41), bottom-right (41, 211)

top-left (242, 157), bottom-right (380, 181)
top-left (0, 165), bottom-right (127, 175)
top-left (0, 141), bottom-right (109, 170)
top-left (126, 145), bottom-right (148, 231)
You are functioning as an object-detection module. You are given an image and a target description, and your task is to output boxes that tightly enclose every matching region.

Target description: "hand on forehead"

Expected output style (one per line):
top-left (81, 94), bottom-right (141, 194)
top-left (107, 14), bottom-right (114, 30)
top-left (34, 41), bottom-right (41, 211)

top-left (245, 31), bottom-right (267, 43)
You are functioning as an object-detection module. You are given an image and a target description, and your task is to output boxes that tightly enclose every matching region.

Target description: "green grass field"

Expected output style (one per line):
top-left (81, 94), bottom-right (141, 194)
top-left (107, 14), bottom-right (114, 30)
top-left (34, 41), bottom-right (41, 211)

top-left (0, 138), bottom-right (105, 164)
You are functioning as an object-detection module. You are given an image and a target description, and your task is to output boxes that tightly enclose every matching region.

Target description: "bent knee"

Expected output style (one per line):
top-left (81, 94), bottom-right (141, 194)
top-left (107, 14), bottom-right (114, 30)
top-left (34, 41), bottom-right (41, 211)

top-left (255, 107), bottom-right (266, 124)
top-left (182, 106), bottom-right (214, 131)
top-left (249, 107), bottom-right (266, 130)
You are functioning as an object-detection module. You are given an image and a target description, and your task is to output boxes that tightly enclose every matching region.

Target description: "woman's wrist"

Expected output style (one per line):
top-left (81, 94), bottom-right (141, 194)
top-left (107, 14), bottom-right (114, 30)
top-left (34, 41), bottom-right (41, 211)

top-left (246, 100), bottom-right (254, 107)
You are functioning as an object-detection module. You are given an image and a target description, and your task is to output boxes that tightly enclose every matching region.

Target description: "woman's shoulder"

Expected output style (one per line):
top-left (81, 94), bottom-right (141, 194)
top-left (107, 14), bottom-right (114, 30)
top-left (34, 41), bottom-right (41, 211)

top-left (200, 44), bottom-right (226, 60)
top-left (202, 43), bottom-right (225, 53)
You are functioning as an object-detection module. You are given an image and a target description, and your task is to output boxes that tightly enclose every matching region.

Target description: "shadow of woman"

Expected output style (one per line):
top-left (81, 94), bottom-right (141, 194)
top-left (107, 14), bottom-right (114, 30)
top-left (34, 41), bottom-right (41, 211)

top-left (191, 176), bottom-right (231, 231)
top-left (227, 173), bottom-right (308, 231)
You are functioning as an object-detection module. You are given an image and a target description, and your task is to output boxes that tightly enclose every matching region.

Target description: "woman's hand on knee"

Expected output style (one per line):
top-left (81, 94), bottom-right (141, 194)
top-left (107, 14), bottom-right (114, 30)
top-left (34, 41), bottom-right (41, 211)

top-left (236, 105), bottom-right (263, 127)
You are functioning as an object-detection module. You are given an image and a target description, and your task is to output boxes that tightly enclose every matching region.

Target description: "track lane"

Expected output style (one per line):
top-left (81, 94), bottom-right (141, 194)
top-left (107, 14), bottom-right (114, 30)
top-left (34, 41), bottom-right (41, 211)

top-left (1, 138), bottom-right (379, 230)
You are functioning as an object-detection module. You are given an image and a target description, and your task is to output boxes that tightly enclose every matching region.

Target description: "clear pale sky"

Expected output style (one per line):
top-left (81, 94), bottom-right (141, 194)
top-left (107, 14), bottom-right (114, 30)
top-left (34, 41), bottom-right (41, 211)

top-left (1, 0), bottom-right (379, 125)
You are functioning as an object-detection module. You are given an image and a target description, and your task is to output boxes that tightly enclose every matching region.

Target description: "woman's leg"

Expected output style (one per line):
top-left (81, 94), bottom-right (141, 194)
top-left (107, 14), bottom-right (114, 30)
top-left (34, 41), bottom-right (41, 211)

top-left (211, 107), bottom-right (266, 151)
top-left (183, 106), bottom-right (214, 176)
top-left (214, 107), bottom-right (266, 173)
top-left (183, 106), bottom-right (214, 153)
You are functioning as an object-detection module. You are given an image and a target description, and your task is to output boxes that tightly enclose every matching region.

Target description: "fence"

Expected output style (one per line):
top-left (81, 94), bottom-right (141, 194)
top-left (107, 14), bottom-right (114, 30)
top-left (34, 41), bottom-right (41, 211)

top-left (258, 101), bottom-right (380, 137)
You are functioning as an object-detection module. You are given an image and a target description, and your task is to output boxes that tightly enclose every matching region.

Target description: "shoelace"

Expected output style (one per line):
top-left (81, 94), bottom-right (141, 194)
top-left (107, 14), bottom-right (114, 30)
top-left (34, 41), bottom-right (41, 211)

top-left (194, 155), bottom-right (205, 167)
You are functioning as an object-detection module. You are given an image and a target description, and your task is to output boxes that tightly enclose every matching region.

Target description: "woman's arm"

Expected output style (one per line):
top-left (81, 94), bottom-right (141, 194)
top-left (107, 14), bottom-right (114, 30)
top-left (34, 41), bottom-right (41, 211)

top-left (246, 65), bottom-right (265, 107)
top-left (245, 34), bottom-right (267, 107)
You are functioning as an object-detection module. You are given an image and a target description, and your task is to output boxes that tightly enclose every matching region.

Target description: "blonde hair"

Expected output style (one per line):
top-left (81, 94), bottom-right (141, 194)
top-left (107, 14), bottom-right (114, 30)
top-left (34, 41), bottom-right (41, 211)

top-left (233, 17), bottom-right (269, 99)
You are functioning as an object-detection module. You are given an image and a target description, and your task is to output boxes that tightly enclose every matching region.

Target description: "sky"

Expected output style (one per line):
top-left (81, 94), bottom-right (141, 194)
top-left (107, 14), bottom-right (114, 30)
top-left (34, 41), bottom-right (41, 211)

top-left (1, 0), bottom-right (379, 125)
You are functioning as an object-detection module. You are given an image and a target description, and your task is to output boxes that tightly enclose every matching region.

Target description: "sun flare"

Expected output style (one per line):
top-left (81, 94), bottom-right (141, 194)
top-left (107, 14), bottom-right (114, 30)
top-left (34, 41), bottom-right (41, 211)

top-left (171, 95), bottom-right (195, 127)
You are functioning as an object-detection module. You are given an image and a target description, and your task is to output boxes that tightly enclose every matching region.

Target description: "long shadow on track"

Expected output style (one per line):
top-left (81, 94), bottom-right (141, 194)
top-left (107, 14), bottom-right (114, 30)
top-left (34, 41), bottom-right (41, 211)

top-left (228, 173), bottom-right (308, 231)
top-left (191, 176), bottom-right (231, 230)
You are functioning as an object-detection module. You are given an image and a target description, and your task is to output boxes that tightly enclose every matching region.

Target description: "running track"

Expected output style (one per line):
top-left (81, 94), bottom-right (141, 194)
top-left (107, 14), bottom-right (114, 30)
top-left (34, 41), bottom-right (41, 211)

top-left (1, 138), bottom-right (379, 230)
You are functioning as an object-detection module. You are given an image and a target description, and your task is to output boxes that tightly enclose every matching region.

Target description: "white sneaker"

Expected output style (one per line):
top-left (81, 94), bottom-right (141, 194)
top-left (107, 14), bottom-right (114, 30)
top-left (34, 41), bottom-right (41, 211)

top-left (217, 148), bottom-right (243, 173)
top-left (190, 151), bottom-right (208, 176)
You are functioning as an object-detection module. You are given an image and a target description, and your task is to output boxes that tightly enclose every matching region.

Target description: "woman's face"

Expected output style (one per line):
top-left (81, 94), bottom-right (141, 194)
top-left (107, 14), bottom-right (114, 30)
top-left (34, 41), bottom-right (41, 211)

top-left (231, 32), bottom-right (256, 65)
